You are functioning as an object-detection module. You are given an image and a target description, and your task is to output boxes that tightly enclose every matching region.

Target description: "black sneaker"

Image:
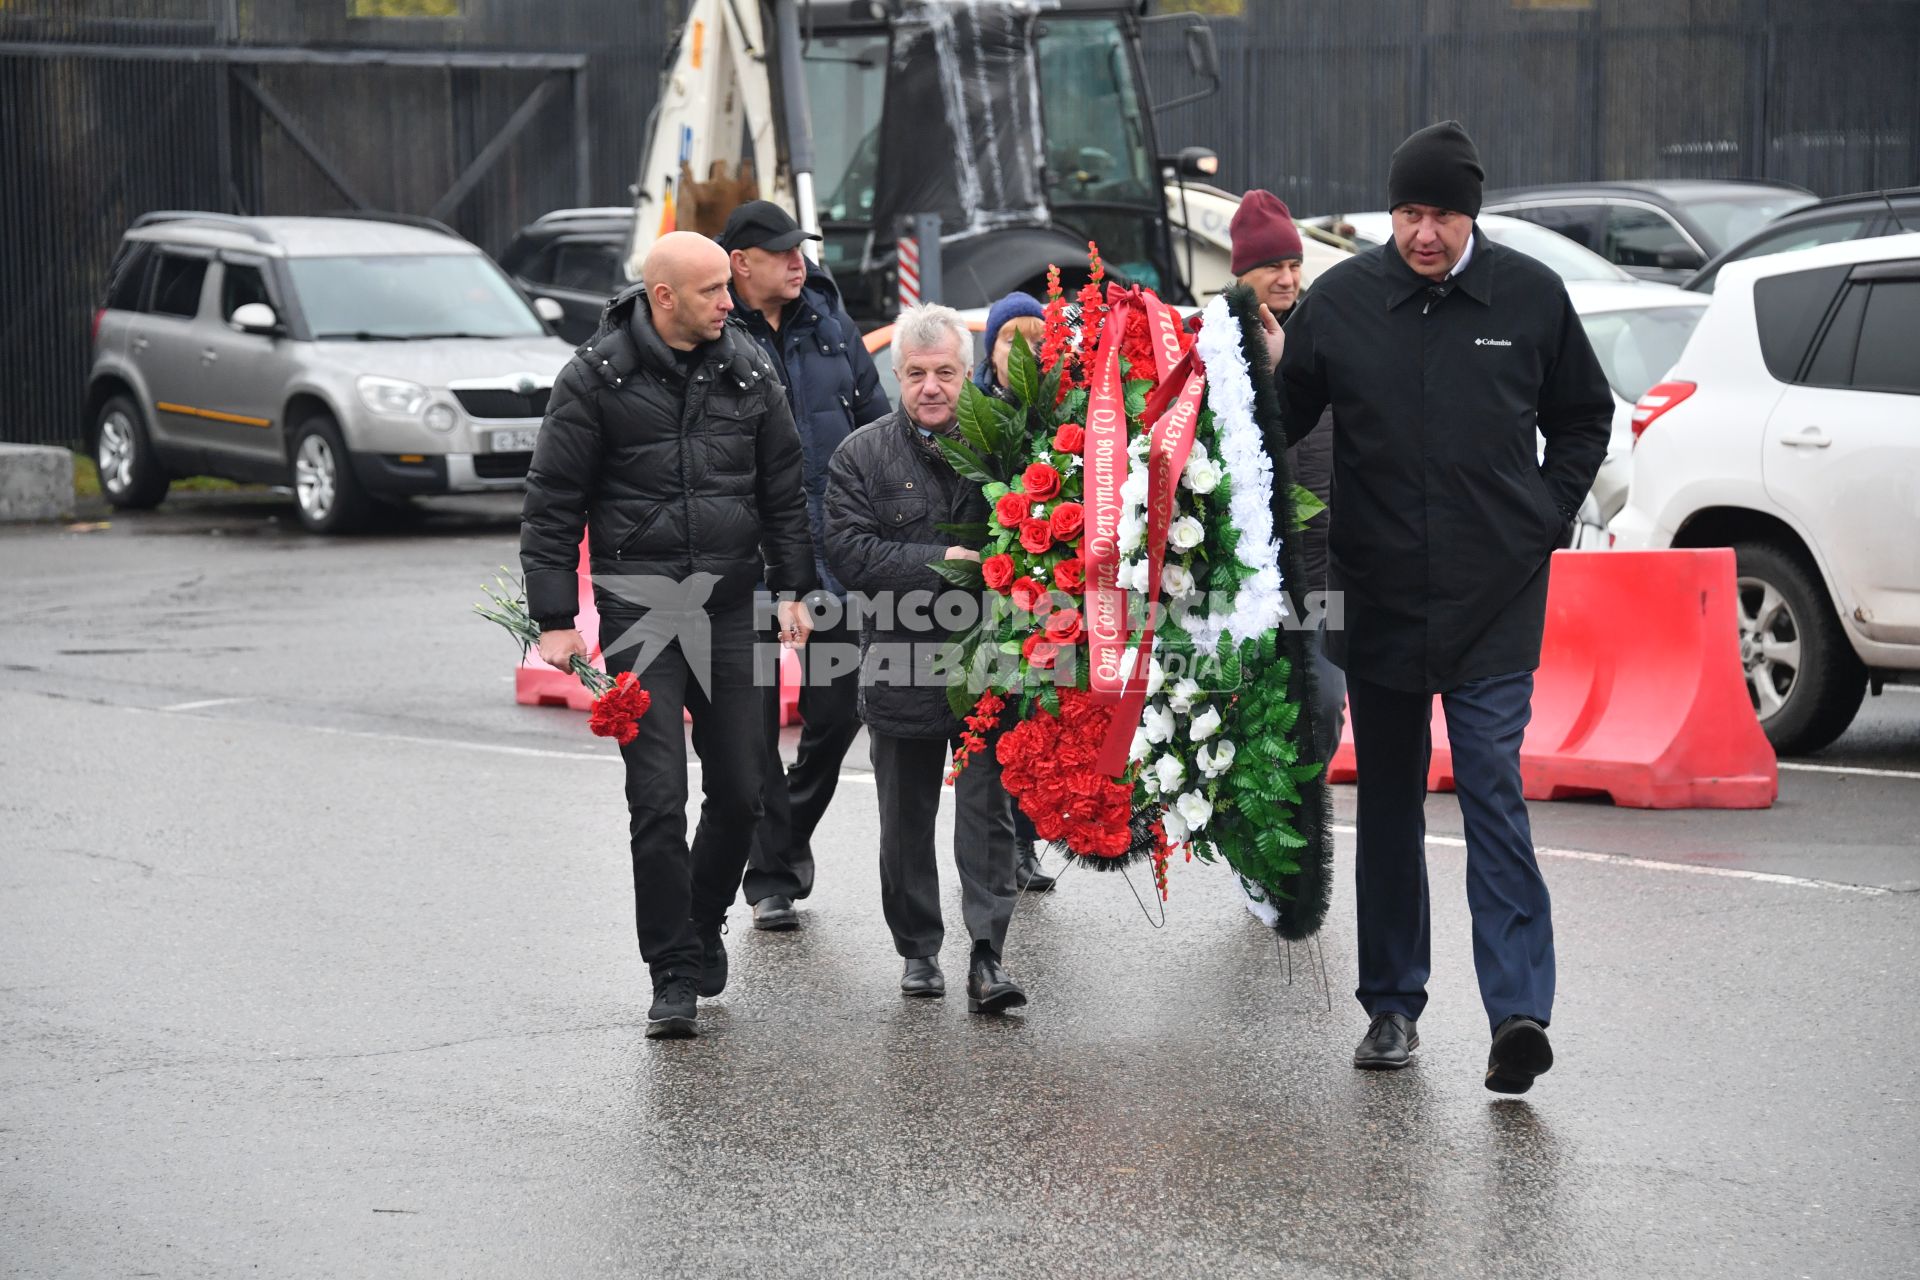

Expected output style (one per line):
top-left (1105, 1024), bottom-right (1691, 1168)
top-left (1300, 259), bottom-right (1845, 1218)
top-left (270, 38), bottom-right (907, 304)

top-left (1353, 1012), bottom-right (1418, 1070)
top-left (1485, 1016), bottom-right (1553, 1094)
top-left (646, 973), bottom-right (698, 1039)
top-left (696, 920), bottom-right (728, 998)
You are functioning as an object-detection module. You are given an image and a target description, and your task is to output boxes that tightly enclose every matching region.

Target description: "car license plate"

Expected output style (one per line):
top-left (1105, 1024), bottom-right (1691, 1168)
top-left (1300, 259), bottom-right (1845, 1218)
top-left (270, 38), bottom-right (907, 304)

top-left (491, 427), bottom-right (539, 452)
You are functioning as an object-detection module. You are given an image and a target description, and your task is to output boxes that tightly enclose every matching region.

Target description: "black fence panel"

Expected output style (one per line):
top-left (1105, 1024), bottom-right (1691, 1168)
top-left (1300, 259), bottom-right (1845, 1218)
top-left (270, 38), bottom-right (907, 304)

top-left (1144, 0), bottom-right (1918, 217)
top-left (1, 0), bottom-right (674, 448)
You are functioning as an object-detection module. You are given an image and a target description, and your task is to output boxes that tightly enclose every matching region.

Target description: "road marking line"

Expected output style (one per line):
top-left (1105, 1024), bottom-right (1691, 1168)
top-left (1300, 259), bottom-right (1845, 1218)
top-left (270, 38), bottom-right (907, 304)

top-left (1330, 822), bottom-right (1889, 896)
top-left (138, 705), bottom-right (1894, 894)
top-left (1779, 761), bottom-right (1920, 781)
top-left (159, 697), bottom-right (253, 712)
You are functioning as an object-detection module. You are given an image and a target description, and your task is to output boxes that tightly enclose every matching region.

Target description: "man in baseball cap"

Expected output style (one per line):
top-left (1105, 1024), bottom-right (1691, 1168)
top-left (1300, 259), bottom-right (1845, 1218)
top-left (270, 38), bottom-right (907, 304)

top-left (718, 199), bottom-right (824, 255)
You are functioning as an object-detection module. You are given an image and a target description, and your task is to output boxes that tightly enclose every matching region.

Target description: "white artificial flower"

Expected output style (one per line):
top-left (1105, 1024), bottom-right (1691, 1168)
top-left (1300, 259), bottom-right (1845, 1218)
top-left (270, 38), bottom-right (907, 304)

top-left (1183, 454), bottom-right (1222, 494)
top-left (1168, 677), bottom-right (1201, 714)
top-left (1031, 503), bottom-right (1046, 518)
top-left (1117, 512), bottom-right (1145, 556)
top-left (1162, 562), bottom-right (1193, 596)
top-left (1176, 790), bottom-right (1213, 831)
top-left (1154, 753), bottom-right (1184, 794)
top-left (1128, 431), bottom-right (1151, 459)
top-left (1065, 455), bottom-right (1083, 474)
top-left (1142, 703), bottom-right (1175, 745)
top-left (1197, 739), bottom-right (1237, 776)
top-left (1120, 469), bottom-right (1150, 505)
top-left (1146, 656), bottom-right (1166, 697)
top-left (1190, 705), bottom-right (1223, 740)
top-left (1128, 726), bottom-right (1149, 763)
top-left (1169, 516), bottom-right (1205, 551)
top-left (1140, 766), bottom-right (1161, 797)
top-left (1161, 805), bottom-right (1190, 841)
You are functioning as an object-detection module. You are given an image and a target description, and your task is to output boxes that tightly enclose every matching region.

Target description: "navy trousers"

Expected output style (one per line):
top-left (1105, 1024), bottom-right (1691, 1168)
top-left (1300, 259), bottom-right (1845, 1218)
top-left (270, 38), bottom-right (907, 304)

top-left (1347, 670), bottom-right (1555, 1032)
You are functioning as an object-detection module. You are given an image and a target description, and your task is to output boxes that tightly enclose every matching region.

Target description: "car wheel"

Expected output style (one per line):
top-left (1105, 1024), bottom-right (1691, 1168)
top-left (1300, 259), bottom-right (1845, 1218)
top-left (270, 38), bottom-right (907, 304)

top-left (93, 394), bottom-right (170, 510)
top-left (290, 413), bottom-right (371, 535)
top-left (1732, 540), bottom-right (1865, 755)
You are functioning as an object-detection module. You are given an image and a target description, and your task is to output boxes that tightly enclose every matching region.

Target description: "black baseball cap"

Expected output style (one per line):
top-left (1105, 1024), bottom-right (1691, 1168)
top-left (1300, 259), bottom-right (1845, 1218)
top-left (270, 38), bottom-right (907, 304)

top-left (718, 200), bottom-right (822, 253)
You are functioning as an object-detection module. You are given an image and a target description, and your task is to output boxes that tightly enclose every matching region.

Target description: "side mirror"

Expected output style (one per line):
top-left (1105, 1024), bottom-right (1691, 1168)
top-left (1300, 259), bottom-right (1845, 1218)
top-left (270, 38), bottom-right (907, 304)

top-left (533, 297), bottom-right (565, 324)
top-left (230, 302), bottom-right (278, 335)
top-left (1184, 24), bottom-right (1220, 80)
top-left (1163, 146), bottom-right (1219, 181)
top-left (1655, 247), bottom-right (1705, 271)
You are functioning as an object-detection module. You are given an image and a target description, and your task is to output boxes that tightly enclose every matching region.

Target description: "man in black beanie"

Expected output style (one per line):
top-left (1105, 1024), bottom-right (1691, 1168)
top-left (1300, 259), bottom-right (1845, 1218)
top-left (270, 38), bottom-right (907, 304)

top-left (1258, 121), bottom-right (1613, 1093)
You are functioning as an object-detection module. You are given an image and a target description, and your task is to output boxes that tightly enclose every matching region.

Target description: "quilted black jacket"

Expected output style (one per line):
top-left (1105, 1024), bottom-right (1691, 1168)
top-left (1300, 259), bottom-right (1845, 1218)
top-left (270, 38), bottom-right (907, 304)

top-left (521, 283), bottom-right (817, 626)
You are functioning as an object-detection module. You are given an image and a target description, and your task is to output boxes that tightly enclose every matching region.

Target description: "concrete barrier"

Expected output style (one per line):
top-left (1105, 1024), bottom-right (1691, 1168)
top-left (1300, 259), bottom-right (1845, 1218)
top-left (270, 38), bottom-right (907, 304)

top-left (0, 445), bottom-right (75, 522)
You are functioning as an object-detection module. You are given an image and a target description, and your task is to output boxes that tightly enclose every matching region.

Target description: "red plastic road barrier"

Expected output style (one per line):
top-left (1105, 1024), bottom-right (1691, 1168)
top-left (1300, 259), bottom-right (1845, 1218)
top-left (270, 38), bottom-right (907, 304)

top-left (1322, 549), bottom-right (1776, 809)
top-left (512, 535), bottom-right (802, 725)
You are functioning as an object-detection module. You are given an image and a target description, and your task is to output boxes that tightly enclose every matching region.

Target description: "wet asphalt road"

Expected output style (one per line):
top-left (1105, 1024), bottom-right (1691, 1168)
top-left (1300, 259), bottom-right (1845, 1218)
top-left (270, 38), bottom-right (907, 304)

top-left (4, 493), bottom-right (1918, 1278)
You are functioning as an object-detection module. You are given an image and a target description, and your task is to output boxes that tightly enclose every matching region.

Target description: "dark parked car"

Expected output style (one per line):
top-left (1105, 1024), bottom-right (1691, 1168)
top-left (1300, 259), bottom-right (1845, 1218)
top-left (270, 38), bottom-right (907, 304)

top-left (498, 207), bottom-right (631, 344)
top-left (1483, 180), bottom-right (1816, 284)
top-left (1683, 187), bottom-right (1920, 294)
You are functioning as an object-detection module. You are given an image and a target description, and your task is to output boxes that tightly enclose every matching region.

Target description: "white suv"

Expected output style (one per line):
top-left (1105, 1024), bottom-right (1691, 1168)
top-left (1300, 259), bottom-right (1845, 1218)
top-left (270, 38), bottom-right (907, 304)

top-left (1613, 233), bottom-right (1920, 753)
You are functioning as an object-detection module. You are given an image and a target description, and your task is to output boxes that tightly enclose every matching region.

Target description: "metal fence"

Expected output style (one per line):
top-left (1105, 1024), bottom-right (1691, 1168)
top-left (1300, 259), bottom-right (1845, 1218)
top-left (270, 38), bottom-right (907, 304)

top-left (5, 0), bottom-right (1917, 449)
top-left (0, 0), bottom-right (672, 448)
top-left (1144, 0), bottom-right (1920, 218)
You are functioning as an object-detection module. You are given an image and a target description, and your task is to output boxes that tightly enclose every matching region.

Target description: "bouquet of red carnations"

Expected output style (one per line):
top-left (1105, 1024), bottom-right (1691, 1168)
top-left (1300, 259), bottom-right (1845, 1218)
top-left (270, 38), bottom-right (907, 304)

top-left (476, 574), bottom-right (652, 744)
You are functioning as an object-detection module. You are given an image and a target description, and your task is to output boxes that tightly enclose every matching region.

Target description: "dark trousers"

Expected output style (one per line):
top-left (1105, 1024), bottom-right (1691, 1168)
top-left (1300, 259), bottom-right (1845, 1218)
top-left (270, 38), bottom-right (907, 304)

top-left (1347, 670), bottom-right (1555, 1033)
top-left (870, 730), bottom-right (1017, 959)
top-left (1309, 616), bottom-right (1348, 765)
top-left (600, 603), bottom-right (765, 982)
top-left (746, 605), bottom-right (862, 904)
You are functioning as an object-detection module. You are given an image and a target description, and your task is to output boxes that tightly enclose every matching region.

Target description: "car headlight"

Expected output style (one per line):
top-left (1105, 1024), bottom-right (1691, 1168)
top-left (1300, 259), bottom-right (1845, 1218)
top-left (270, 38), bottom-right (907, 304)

top-left (423, 402), bottom-right (457, 433)
top-left (356, 376), bottom-right (429, 417)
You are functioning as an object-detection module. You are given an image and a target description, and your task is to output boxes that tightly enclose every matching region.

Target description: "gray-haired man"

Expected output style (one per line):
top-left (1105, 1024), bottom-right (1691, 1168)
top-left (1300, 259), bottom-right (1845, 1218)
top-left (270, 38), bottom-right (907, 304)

top-left (823, 304), bottom-right (1026, 1014)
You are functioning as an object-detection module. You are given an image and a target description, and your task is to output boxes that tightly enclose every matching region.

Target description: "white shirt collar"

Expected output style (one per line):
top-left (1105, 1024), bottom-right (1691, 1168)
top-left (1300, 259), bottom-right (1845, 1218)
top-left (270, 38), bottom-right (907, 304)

top-left (1447, 228), bottom-right (1476, 279)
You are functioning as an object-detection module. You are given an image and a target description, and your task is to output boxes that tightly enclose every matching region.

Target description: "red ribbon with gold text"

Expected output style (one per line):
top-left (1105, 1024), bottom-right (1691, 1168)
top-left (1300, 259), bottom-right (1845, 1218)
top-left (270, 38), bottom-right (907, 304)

top-left (1094, 290), bottom-right (1206, 775)
top-left (1082, 288), bottom-right (1137, 705)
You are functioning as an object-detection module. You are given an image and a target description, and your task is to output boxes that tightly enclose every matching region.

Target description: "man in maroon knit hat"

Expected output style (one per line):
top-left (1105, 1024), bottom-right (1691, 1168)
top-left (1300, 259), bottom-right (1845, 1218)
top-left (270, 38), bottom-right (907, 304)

top-left (1229, 190), bottom-right (1344, 764)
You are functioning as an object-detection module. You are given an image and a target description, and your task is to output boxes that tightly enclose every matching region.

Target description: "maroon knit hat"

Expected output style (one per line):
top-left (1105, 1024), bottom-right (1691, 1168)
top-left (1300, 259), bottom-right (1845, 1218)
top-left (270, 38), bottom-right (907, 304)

top-left (1229, 189), bottom-right (1305, 276)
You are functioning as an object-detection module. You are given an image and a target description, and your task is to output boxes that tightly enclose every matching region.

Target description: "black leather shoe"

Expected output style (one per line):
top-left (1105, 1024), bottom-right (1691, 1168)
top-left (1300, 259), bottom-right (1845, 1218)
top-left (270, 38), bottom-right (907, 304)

top-left (646, 973), bottom-right (698, 1039)
top-left (752, 895), bottom-right (799, 931)
top-left (901, 956), bottom-right (945, 997)
top-left (1015, 838), bottom-right (1057, 893)
top-left (695, 920), bottom-right (728, 998)
top-left (1353, 1012), bottom-right (1418, 1069)
top-left (966, 947), bottom-right (1027, 1014)
top-left (1485, 1016), bottom-right (1553, 1094)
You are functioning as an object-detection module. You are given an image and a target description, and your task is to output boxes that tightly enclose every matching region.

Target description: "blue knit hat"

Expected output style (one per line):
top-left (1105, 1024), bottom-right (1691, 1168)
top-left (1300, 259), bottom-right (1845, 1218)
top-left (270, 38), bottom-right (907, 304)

top-left (975, 291), bottom-right (1047, 391)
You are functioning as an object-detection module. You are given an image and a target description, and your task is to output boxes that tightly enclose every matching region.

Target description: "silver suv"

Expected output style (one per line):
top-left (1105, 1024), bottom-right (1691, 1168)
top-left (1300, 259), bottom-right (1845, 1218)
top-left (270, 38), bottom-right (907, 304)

top-left (86, 212), bottom-right (577, 533)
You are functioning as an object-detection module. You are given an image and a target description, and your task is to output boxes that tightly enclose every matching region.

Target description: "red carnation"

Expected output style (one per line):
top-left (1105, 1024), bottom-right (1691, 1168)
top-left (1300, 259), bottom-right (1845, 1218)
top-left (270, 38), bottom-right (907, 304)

top-left (982, 553), bottom-right (1015, 593)
top-left (1048, 501), bottom-right (1085, 543)
top-left (1022, 632), bottom-right (1061, 670)
top-left (1053, 556), bottom-right (1086, 594)
top-left (587, 671), bottom-right (652, 746)
top-left (1010, 576), bottom-right (1046, 614)
top-left (1022, 462), bottom-right (1062, 502)
top-left (1018, 518), bottom-right (1053, 555)
top-left (1053, 423), bottom-right (1085, 454)
top-left (1044, 607), bottom-right (1085, 646)
top-left (995, 492), bottom-right (1032, 528)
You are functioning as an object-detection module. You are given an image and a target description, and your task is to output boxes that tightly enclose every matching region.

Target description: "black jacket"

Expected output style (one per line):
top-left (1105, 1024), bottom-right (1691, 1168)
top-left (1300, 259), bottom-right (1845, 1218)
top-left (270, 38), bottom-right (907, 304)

top-left (1275, 230), bottom-right (1612, 692)
top-left (824, 411), bottom-right (987, 739)
top-left (734, 264), bottom-right (889, 592)
top-left (520, 283), bottom-right (817, 627)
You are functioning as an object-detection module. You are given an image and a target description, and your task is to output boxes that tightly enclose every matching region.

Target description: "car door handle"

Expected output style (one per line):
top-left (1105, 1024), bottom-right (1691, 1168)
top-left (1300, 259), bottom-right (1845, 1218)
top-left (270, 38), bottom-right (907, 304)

top-left (131, 336), bottom-right (149, 351)
top-left (200, 348), bottom-right (218, 364)
top-left (1780, 427), bottom-right (1831, 449)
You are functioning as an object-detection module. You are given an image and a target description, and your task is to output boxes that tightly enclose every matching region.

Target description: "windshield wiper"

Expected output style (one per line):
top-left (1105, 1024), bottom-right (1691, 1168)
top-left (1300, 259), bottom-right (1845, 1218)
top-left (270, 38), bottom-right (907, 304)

top-left (315, 330), bottom-right (414, 341)
top-left (405, 331), bottom-right (500, 340)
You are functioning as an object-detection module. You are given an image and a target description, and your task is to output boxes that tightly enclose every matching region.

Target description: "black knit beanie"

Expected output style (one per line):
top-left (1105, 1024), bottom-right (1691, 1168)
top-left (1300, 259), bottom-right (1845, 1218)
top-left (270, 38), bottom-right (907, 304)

top-left (1387, 121), bottom-right (1484, 218)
